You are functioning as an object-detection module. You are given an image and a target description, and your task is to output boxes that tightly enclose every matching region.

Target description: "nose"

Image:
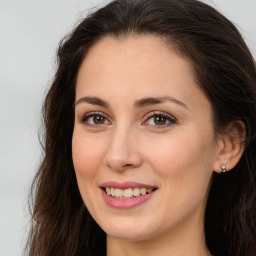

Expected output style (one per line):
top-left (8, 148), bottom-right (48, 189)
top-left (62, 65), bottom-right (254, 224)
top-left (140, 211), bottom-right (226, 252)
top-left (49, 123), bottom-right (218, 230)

top-left (103, 126), bottom-right (143, 172)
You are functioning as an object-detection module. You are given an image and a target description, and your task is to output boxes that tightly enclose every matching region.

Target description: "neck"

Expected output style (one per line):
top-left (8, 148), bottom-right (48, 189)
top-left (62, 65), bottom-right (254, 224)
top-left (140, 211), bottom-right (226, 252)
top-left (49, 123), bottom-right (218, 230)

top-left (107, 233), bottom-right (211, 256)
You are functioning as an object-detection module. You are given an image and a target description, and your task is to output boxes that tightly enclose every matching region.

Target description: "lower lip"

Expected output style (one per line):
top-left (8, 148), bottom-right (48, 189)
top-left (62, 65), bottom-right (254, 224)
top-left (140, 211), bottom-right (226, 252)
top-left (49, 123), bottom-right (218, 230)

top-left (101, 188), bottom-right (157, 209)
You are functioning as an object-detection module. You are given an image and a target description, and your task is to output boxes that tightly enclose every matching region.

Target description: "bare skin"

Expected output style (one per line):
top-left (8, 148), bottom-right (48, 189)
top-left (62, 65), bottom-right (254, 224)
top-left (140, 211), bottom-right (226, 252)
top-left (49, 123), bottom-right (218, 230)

top-left (72, 35), bottom-right (244, 256)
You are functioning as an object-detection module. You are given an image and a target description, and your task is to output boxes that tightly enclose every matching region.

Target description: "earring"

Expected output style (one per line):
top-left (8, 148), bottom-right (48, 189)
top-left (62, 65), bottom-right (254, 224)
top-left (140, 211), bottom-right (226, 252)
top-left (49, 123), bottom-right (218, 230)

top-left (220, 164), bottom-right (226, 173)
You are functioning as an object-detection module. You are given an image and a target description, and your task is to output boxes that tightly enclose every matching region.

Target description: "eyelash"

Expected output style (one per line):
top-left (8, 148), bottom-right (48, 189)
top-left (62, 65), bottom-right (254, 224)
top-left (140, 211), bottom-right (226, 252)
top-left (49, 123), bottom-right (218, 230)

top-left (80, 112), bottom-right (110, 128)
top-left (79, 111), bottom-right (177, 129)
top-left (144, 111), bottom-right (177, 129)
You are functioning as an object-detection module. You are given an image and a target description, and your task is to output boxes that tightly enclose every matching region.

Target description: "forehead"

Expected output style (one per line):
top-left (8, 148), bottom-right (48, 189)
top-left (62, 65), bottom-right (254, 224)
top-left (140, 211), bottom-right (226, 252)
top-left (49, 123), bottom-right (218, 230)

top-left (77, 35), bottom-right (193, 81)
top-left (76, 35), bottom-right (211, 114)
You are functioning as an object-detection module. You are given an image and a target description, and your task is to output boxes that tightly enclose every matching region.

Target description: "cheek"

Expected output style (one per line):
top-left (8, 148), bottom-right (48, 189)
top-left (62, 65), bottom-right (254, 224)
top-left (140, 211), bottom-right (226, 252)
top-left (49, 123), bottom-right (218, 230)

top-left (145, 134), bottom-right (212, 172)
top-left (142, 132), bottom-right (214, 226)
top-left (72, 131), bottom-right (108, 216)
top-left (72, 131), bottom-right (105, 180)
top-left (143, 127), bottom-right (215, 196)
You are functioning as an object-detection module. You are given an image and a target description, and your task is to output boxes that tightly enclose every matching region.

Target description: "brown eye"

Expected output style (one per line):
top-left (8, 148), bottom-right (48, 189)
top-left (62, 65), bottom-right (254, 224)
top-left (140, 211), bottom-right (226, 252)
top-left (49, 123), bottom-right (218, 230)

top-left (154, 116), bottom-right (167, 125)
top-left (144, 112), bottom-right (176, 129)
top-left (81, 112), bottom-right (110, 127)
top-left (93, 115), bottom-right (105, 124)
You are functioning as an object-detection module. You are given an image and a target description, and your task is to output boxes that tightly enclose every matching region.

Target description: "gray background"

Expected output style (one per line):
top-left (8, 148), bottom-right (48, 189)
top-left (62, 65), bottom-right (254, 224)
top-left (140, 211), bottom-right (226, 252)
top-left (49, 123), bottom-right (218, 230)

top-left (0, 0), bottom-right (255, 255)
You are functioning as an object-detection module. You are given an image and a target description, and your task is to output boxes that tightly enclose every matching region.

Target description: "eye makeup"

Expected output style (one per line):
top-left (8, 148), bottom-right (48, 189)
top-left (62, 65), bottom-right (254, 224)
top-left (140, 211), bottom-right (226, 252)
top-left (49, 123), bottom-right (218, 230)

top-left (79, 111), bottom-right (111, 128)
top-left (143, 111), bottom-right (177, 129)
top-left (78, 110), bottom-right (177, 130)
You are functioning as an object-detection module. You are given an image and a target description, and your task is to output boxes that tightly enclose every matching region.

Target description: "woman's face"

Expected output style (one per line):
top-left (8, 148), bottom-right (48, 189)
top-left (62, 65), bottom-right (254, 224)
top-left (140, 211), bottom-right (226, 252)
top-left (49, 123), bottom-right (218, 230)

top-left (72, 35), bottom-right (219, 241)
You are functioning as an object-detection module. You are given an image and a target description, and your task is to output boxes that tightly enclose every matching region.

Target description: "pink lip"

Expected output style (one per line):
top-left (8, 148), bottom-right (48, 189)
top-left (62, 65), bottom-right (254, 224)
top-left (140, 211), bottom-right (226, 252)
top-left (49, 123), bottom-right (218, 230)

top-left (101, 188), bottom-right (157, 209)
top-left (100, 181), bottom-right (157, 189)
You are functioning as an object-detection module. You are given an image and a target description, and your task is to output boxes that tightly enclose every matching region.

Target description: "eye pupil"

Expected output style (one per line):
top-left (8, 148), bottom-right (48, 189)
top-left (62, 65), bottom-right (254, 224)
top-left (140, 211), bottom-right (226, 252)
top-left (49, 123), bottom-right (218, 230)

top-left (154, 116), bottom-right (166, 125)
top-left (93, 115), bottom-right (105, 124)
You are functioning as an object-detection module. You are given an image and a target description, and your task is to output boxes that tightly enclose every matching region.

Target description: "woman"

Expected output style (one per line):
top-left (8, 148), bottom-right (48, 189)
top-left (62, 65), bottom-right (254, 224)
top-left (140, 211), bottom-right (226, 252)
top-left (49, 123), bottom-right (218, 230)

top-left (26, 0), bottom-right (256, 255)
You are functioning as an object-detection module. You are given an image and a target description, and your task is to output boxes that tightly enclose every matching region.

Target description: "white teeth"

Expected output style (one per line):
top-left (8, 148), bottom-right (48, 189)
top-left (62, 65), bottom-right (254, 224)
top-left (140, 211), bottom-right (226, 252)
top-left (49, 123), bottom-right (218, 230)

top-left (140, 188), bottom-right (147, 195)
top-left (104, 187), bottom-right (155, 199)
top-left (133, 188), bottom-right (140, 196)
top-left (123, 188), bottom-right (133, 198)
top-left (106, 187), bottom-right (111, 195)
top-left (115, 188), bottom-right (124, 197)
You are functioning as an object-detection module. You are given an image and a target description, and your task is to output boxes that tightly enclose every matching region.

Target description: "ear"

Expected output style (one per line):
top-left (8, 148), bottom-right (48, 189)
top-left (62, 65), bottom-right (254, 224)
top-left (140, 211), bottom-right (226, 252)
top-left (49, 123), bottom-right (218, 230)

top-left (213, 120), bottom-right (246, 173)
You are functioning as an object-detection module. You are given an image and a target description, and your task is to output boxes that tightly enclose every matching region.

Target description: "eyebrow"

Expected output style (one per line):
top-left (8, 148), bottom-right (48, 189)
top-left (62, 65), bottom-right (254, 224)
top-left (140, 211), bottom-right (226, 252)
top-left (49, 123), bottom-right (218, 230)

top-left (134, 96), bottom-right (188, 109)
top-left (75, 96), bottom-right (109, 108)
top-left (75, 96), bottom-right (188, 109)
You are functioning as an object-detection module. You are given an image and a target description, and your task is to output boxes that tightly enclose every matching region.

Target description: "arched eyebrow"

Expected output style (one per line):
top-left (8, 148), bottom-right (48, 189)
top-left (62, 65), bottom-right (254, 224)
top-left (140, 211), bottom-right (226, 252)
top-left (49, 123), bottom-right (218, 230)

top-left (75, 96), bottom-right (188, 109)
top-left (75, 96), bottom-right (109, 108)
top-left (134, 96), bottom-right (188, 109)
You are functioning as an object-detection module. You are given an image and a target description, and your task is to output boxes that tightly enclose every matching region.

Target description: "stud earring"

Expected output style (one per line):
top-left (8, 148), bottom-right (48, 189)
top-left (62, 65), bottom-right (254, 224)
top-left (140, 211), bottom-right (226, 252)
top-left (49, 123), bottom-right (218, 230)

top-left (220, 164), bottom-right (226, 173)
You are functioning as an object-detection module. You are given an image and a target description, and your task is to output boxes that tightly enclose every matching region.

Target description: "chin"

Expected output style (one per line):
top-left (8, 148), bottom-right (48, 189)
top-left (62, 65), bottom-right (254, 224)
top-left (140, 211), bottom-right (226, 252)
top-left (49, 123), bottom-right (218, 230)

top-left (101, 218), bottom-right (156, 241)
top-left (107, 229), bottom-right (153, 241)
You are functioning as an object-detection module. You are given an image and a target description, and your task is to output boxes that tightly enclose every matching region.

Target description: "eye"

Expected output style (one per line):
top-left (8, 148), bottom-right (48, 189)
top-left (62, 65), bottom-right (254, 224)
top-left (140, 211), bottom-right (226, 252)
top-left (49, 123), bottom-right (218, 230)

top-left (80, 112), bottom-right (110, 127)
top-left (143, 111), bottom-right (176, 128)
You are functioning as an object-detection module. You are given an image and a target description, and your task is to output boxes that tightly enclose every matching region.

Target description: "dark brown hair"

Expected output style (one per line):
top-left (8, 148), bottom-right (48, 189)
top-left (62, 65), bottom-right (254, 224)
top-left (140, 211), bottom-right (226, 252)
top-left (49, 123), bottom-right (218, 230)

top-left (25, 0), bottom-right (256, 255)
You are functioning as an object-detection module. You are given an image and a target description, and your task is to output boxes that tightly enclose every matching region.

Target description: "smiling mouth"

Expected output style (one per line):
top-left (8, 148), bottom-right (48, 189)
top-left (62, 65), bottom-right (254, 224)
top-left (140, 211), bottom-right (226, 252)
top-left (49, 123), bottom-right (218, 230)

top-left (101, 187), bottom-right (158, 199)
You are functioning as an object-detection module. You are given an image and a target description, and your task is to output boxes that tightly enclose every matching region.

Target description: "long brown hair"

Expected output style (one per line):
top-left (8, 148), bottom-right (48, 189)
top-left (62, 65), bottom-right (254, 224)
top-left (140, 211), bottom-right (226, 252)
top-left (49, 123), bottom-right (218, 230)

top-left (25, 0), bottom-right (256, 255)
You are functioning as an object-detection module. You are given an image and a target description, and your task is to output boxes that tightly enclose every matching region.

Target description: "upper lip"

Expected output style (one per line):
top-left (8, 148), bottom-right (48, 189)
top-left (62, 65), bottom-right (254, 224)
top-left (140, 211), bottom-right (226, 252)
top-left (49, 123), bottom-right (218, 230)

top-left (100, 181), bottom-right (158, 190)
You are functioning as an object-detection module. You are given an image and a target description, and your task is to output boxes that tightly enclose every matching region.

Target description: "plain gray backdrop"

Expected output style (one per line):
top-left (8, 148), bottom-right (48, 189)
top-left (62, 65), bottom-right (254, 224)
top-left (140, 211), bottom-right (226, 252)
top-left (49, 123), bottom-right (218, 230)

top-left (0, 0), bottom-right (255, 255)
